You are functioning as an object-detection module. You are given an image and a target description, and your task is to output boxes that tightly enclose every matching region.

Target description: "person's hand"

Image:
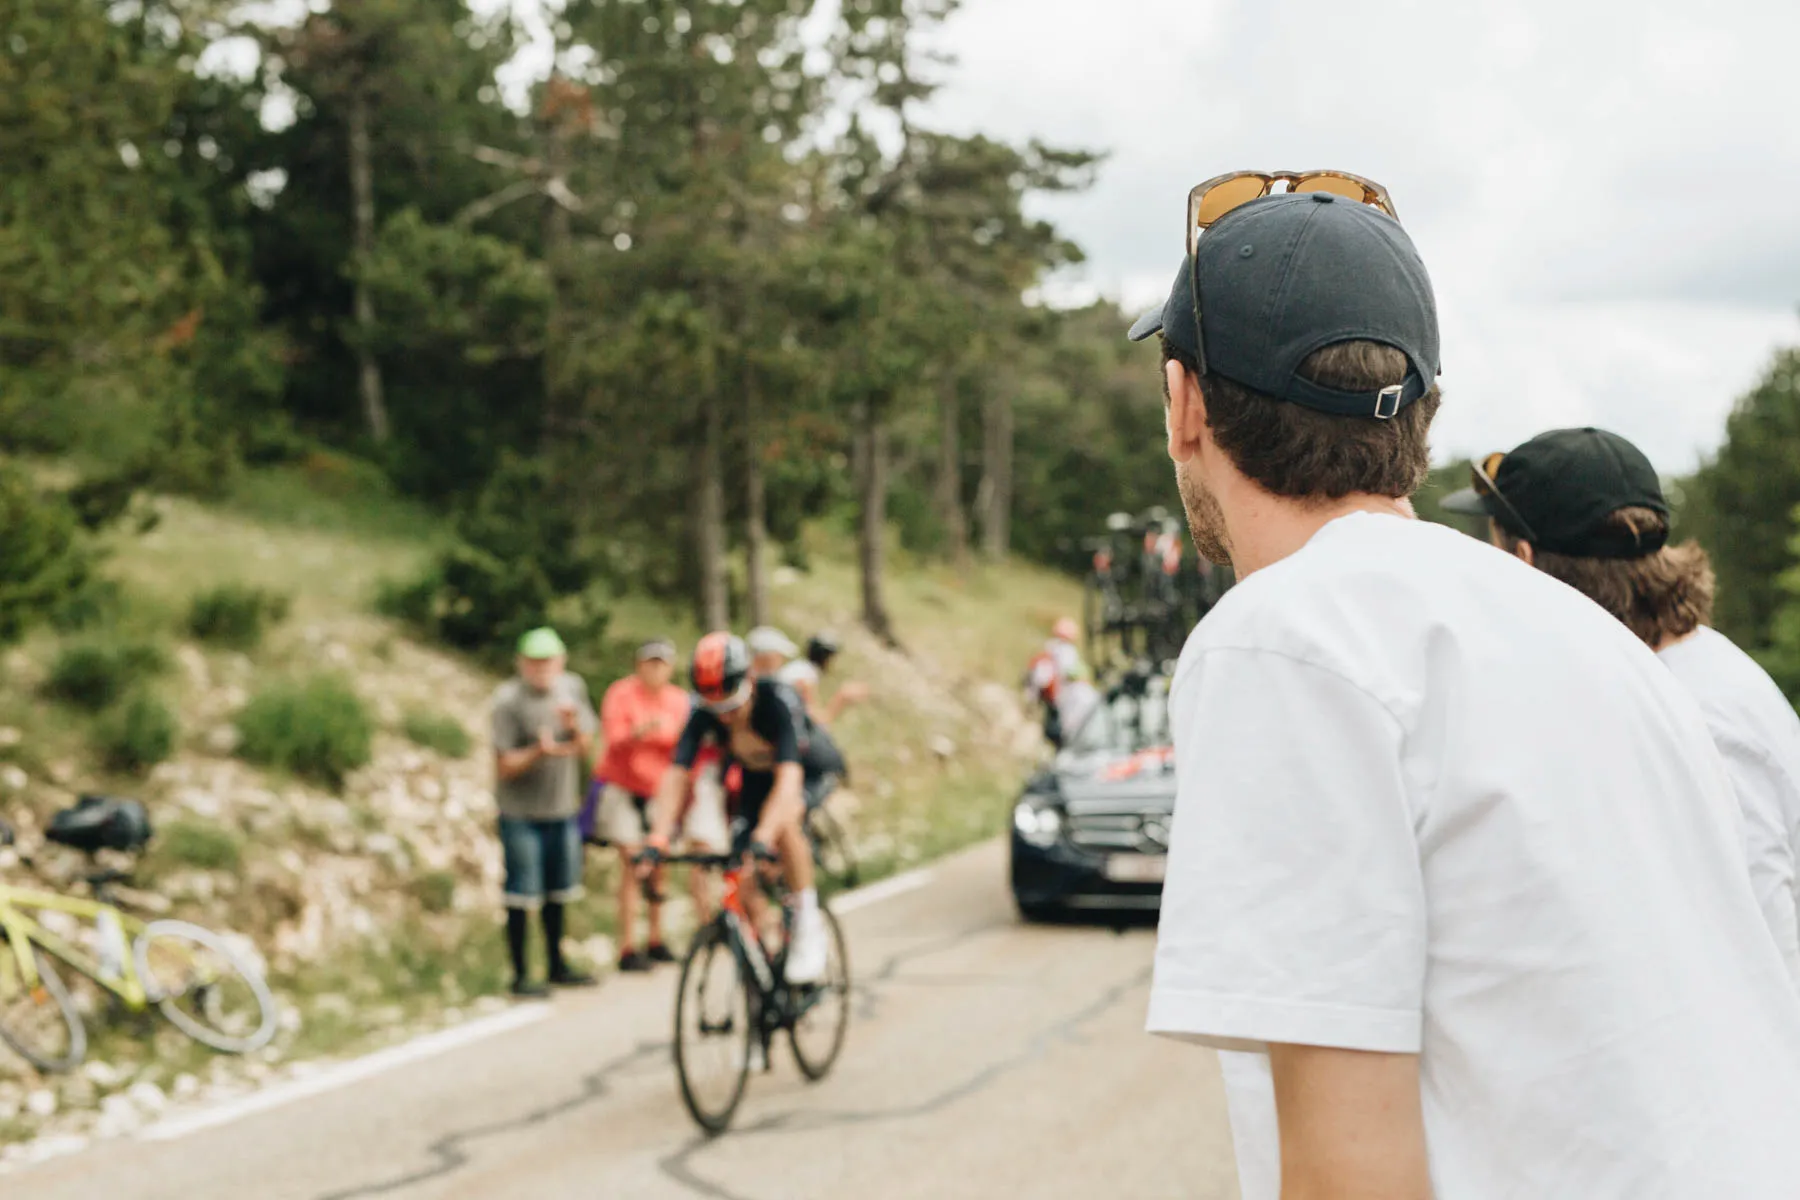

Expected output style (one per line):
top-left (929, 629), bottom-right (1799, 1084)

top-left (557, 702), bottom-right (579, 733)
top-left (538, 728), bottom-right (576, 758)
top-left (634, 835), bottom-right (668, 880)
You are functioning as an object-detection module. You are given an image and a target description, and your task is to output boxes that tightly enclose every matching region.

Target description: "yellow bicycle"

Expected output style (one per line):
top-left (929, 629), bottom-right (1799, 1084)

top-left (0, 814), bottom-right (277, 1073)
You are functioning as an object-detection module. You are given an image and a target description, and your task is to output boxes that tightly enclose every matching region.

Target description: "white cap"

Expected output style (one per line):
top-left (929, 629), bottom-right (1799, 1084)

top-left (745, 626), bottom-right (798, 658)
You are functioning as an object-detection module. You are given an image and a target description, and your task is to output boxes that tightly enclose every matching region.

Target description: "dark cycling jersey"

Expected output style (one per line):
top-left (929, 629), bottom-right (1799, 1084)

top-left (673, 679), bottom-right (815, 825)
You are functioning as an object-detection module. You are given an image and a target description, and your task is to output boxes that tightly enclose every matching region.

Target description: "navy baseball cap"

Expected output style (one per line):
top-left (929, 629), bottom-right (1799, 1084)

top-left (1442, 428), bottom-right (1670, 559)
top-left (1129, 191), bottom-right (1440, 419)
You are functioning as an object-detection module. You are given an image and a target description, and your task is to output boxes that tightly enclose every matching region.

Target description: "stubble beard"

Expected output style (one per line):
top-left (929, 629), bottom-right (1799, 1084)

top-left (1175, 459), bottom-right (1232, 566)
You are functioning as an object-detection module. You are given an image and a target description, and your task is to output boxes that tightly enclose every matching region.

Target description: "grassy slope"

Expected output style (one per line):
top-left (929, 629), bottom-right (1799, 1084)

top-left (0, 466), bottom-right (1077, 1119)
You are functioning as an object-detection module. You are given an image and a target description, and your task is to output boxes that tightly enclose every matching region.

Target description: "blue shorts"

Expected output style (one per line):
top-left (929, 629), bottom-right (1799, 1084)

top-left (499, 816), bottom-right (583, 909)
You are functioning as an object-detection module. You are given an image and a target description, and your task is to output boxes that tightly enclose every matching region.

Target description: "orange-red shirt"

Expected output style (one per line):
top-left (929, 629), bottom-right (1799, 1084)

top-left (597, 677), bottom-right (692, 799)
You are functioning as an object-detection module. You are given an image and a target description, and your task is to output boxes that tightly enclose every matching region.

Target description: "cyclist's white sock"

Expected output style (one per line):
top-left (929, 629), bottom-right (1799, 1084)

top-left (797, 887), bottom-right (819, 915)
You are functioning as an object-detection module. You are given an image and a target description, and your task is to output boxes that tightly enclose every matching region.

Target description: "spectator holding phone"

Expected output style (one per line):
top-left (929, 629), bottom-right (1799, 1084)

top-left (491, 627), bottom-right (598, 997)
top-left (595, 638), bottom-right (692, 971)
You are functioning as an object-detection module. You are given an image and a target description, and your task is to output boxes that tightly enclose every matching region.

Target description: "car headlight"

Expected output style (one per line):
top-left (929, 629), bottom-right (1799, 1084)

top-left (1013, 798), bottom-right (1064, 848)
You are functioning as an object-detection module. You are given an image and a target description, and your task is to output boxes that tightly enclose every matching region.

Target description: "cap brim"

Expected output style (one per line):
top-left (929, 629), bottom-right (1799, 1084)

top-left (1439, 487), bottom-right (1495, 518)
top-left (1127, 306), bottom-right (1165, 343)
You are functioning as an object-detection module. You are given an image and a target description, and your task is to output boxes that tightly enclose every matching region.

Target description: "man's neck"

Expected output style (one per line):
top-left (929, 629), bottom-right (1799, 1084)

top-left (1217, 471), bottom-right (1411, 578)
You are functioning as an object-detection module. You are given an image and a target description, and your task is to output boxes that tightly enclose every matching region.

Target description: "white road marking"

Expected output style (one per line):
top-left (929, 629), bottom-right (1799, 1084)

top-left (832, 866), bottom-right (933, 914)
top-left (130, 864), bottom-right (935, 1146)
top-left (138, 1004), bottom-right (551, 1144)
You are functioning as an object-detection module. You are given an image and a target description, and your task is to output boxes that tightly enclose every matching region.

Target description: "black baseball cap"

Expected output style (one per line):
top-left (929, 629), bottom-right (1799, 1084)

top-left (1129, 191), bottom-right (1440, 419)
top-left (1442, 428), bottom-right (1670, 558)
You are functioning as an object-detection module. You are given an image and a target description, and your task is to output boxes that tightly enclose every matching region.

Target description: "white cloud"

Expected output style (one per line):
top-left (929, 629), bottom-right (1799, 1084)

top-left (917, 0), bottom-right (1800, 470)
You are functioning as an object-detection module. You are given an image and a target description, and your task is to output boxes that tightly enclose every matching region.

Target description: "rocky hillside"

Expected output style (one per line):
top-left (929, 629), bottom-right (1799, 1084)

top-left (0, 469), bottom-right (1077, 1161)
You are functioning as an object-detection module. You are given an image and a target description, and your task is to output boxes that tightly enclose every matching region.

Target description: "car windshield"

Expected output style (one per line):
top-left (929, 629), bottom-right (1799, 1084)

top-left (1069, 685), bottom-right (1171, 755)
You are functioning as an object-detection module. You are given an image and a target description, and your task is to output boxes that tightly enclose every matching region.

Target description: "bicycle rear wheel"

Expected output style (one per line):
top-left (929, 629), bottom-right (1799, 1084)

top-left (134, 920), bottom-right (278, 1053)
top-left (0, 941), bottom-right (85, 1073)
top-left (674, 921), bottom-right (753, 1135)
top-left (805, 806), bottom-right (861, 892)
top-left (788, 907), bottom-right (849, 1081)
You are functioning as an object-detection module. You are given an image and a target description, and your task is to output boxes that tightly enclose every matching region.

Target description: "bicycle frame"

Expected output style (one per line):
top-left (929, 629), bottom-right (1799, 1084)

top-left (715, 868), bottom-right (777, 997)
top-left (0, 883), bottom-right (153, 1008)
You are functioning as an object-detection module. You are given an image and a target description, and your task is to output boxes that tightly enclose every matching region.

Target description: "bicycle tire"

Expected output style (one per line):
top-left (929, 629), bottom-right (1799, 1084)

top-left (133, 920), bottom-right (278, 1053)
top-left (805, 806), bottom-right (860, 891)
top-left (788, 906), bottom-right (849, 1082)
top-left (0, 941), bottom-right (85, 1073)
top-left (674, 920), bottom-right (753, 1136)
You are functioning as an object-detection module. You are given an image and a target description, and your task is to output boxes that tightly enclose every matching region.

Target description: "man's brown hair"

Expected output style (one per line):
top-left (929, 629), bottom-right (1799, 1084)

top-left (1494, 508), bottom-right (1716, 647)
top-left (1162, 337), bottom-right (1440, 500)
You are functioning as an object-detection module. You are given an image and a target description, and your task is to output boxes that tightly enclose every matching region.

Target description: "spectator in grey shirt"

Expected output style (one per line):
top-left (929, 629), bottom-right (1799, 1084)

top-left (491, 627), bottom-right (598, 997)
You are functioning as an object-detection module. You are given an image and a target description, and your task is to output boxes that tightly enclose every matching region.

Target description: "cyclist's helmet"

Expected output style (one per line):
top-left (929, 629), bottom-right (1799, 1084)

top-left (691, 631), bottom-right (753, 712)
top-left (805, 631), bottom-right (840, 667)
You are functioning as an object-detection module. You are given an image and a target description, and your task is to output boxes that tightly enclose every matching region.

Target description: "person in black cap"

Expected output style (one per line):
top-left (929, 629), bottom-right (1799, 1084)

top-left (1138, 173), bottom-right (1800, 1200)
top-left (1446, 428), bottom-right (1800, 992)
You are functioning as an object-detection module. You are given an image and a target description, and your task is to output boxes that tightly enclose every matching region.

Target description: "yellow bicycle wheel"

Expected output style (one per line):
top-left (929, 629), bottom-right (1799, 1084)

top-left (0, 941), bottom-right (85, 1073)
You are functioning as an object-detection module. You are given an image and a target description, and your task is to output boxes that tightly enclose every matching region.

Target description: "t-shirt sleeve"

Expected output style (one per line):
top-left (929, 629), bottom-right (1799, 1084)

top-left (763, 683), bottom-right (804, 764)
top-left (673, 708), bottom-right (712, 770)
top-left (1147, 647), bottom-right (1426, 1055)
top-left (600, 681), bottom-right (634, 746)
top-left (491, 688), bottom-right (523, 752)
top-left (1715, 732), bottom-right (1800, 990)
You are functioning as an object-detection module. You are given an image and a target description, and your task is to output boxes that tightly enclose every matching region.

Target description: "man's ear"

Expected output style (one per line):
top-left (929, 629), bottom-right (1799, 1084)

top-left (1513, 539), bottom-right (1535, 567)
top-left (1165, 360), bottom-right (1207, 464)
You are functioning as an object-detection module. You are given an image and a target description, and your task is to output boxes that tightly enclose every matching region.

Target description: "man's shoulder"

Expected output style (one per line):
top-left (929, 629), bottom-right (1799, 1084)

top-left (491, 678), bottom-right (527, 710)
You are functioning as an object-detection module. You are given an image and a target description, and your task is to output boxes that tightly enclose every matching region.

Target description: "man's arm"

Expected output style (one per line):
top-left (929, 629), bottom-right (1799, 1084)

top-left (753, 762), bottom-right (805, 845)
top-left (1269, 1044), bottom-right (1431, 1200)
top-left (645, 762), bottom-right (692, 847)
top-left (496, 735), bottom-right (551, 781)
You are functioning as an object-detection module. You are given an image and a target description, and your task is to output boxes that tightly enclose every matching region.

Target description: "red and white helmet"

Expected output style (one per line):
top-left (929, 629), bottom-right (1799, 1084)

top-left (691, 631), bottom-right (752, 712)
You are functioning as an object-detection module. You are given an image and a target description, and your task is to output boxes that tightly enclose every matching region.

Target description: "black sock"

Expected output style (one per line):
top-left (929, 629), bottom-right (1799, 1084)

top-left (543, 902), bottom-right (566, 977)
top-left (506, 908), bottom-right (530, 983)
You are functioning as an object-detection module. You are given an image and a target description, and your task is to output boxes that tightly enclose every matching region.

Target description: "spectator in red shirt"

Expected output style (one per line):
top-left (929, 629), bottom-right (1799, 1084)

top-left (596, 638), bottom-right (692, 971)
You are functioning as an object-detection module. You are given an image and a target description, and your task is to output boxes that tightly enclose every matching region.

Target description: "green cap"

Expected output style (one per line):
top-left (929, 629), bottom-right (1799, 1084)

top-left (517, 627), bottom-right (567, 660)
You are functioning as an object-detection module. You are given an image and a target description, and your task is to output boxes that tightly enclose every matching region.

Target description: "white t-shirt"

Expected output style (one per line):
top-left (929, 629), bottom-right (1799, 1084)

top-left (775, 659), bottom-right (820, 693)
top-left (1148, 512), bottom-right (1800, 1200)
top-left (1660, 625), bottom-right (1800, 989)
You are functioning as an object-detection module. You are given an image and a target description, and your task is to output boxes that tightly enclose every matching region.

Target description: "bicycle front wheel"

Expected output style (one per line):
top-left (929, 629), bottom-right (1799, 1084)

top-left (788, 906), bottom-right (849, 1082)
top-left (675, 920), bottom-right (754, 1135)
top-left (134, 921), bottom-right (278, 1053)
top-left (0, 941), bottom-right (85, 1073)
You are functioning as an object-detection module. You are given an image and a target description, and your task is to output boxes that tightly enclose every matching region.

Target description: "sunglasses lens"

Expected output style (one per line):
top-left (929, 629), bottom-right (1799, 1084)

top-left (1293, 175), bottom-right (1369, 202)
top-left (1195, 176), bottom-right (1269, 228)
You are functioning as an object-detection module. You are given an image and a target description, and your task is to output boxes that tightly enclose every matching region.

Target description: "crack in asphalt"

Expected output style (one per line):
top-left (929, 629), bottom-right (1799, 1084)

top-left (656, 961), bottom-right (1154, 1200)
top-left (309, 1039), bottom-right (666, 1200)
top-left (309, 912), bottom-right (1137, 1200)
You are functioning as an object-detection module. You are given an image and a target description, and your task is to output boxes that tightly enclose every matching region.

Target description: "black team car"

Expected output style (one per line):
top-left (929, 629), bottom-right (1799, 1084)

top-left (1010, 667), bottom-right (1174, 921)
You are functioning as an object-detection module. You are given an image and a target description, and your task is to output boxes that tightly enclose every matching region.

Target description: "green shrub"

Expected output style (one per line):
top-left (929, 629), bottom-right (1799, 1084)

top-left (186, 584), bottom-right (291, 650)
top-left (402, 709), bottom-right (471, 759)
top-left (45, 636), bottom-right (170, 711)
top-left (95, 690), bottom-right (179, 773)
top-left (408, 870), bottom-right (459, 915)
top-left (0, 465), bottom-right (93, 646)
top-left (237, 675), bottom-right (374, 788)
top-left (159, 818), bottom-right (242, 872)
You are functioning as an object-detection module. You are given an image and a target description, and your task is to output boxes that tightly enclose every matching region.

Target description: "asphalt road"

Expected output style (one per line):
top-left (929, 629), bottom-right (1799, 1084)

top-left (14, 840), bottom-right (1241, 1199)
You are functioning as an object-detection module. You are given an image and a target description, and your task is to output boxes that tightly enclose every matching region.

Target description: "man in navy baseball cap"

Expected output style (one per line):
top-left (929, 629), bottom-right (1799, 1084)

top-left (1143, 175), bottom-right (1800, 1200)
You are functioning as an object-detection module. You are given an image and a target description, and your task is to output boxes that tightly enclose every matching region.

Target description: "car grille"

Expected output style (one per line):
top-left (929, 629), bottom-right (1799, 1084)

top-left (1065, 803), bottom-right (1171, 854)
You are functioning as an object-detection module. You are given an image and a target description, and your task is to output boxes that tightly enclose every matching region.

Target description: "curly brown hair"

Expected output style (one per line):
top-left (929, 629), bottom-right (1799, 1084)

top-left (1494, 508), bottom-right (1716, 647)
top-left (1161, 337), bottom-right (1440, 500)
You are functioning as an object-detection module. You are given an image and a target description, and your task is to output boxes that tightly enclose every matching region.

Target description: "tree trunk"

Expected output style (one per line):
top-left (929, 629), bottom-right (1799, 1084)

top-left (541, 107), bottom-right (572, 451)
top-left (936, 376), bottom-right (968, 570)
top-left (346, 85), bottom-right (389, 444)
top-left (980, 387), bottom-right (1013, 559)
top-left (854, 396), bottom-right (896, 644)
top-left (695, 394), bottom-right (729, 630)
top-left (743, 373), bottom-right (769, 628)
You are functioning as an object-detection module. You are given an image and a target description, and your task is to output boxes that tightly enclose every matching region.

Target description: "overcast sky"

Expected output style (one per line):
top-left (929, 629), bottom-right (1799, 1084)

top-left (907, 0), bottom-right (1800, 470)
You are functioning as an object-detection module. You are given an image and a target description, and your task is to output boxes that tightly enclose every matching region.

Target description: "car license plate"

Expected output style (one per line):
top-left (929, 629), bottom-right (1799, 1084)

top-left (1104, 854), bottom-right (1167, 884)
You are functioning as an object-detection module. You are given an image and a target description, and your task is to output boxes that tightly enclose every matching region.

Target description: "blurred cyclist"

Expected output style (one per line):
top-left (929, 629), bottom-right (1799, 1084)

top-left (639, 632), bottom-right (829, 983)
top-left (1025, 617), bottom-right (1099, 750)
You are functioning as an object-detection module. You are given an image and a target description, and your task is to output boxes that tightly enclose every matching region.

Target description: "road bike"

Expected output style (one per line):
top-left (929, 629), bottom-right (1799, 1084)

top-left (0, 819), bottom-right (278, 1073)
top-left (662, 849), bottom-right (849, 1135)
